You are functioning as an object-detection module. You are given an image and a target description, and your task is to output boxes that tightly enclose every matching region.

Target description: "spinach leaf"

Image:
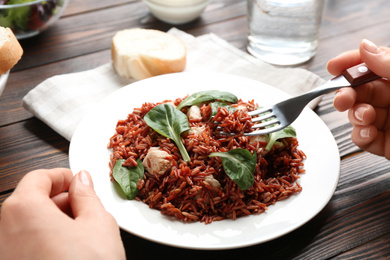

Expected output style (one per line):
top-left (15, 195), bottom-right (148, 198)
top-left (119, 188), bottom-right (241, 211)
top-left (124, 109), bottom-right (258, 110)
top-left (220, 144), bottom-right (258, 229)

top-left (210, 101), bottom-right (237, 117)
top-left (265, 125), bottom-right (296, 151)
top-left (209, 149), bottom-right (256, 190)
top-left (176, 90), bottom-right (238, 110)
top-left (113, 159), bottom-right (144, 200)
top-left (144, 104), bottom-right (191, 162)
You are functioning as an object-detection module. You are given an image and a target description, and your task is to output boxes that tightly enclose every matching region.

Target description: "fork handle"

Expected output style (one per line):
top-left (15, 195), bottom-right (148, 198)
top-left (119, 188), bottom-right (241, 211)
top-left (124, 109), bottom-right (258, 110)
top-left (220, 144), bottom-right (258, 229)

top-left (342, 63), bottom-right (381, 87)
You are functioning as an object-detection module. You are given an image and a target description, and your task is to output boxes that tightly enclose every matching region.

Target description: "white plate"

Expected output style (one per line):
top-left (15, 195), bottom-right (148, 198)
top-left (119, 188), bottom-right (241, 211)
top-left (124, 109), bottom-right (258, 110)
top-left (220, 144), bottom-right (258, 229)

top-left (69, 72), bottom-right (340, 250)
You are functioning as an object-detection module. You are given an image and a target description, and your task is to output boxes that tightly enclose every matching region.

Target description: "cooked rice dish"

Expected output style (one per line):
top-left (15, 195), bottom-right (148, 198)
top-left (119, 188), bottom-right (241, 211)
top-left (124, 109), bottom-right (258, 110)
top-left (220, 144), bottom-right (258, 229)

top-left (108, 92), bottom-right (306, 224)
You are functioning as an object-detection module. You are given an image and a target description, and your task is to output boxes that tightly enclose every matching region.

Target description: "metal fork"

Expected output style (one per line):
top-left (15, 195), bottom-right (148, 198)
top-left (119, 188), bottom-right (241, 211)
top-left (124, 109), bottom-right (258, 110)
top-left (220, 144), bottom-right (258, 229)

top-left (246, 63), bottom-right (381, 136)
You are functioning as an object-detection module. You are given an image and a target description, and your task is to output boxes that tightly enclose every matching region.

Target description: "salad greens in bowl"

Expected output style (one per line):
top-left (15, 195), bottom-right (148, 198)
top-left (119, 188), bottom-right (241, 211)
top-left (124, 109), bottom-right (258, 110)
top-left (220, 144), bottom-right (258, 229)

top-left (0, 0), bottom-right (68, 39)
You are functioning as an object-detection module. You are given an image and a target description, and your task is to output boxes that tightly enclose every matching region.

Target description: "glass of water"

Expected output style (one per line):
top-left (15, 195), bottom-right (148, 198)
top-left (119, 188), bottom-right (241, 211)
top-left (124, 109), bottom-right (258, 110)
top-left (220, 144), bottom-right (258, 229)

top-left (247, 0), bottom-right (325, 66)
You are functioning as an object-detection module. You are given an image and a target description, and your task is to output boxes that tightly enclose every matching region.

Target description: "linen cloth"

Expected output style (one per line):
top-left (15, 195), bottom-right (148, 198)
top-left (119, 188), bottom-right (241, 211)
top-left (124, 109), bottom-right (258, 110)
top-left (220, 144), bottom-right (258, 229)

top-left (22, 28), bottom-right (325, 141)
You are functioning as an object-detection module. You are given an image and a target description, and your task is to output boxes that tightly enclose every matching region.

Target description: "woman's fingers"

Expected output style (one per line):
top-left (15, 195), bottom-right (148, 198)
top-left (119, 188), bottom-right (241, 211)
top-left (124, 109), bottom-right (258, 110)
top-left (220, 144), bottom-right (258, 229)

top-left (351, 125), bottom-right (378, 151)
top-left (51, 192), bottom-right (73, 217)
top-left (68, 170), bottom-right (113, 222)
top-left (13, 168), bottom-right (73, 199)
top-left (333, 87), bottom-right (357, 112)
top-left (351, 125), bottom-right (390, 160)
top-left (350, 126), bottom-right (390, 160)
top-left (360, 39), bottom-right (390, 79)
top-left (327, 49), bottom-right (361, 76)
top-left (347, 104), bottom-right (376, 126)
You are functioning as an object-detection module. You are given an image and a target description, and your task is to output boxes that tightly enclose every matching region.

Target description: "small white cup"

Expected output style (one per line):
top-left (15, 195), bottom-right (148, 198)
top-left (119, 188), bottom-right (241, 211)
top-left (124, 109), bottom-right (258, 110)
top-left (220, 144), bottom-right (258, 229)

top-left (143, 0), bottom-right (209, 24)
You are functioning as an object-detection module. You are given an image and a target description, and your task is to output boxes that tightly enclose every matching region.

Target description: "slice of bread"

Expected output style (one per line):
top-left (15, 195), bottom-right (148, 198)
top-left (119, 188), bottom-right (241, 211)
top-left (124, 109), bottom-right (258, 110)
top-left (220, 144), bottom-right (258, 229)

top-left (0, 27), bottom-right (23, 74)
top-left (111, 28), bottom-right (186, 80)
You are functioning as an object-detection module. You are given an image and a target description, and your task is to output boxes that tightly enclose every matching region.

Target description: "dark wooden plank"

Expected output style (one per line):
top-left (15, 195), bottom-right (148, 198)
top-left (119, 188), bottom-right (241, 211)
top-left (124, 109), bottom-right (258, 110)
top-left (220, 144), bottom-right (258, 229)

top-left (331, 152), bottom-right (390, 213)
top-left (281, 152), bottom-right (390, 259)
top-left (62, 0), bottom-right (137, 16)
top-left (308, 19), bottom-right (390, 78)
top-left (298, 0), bottom-right (390, 78)
top-left (296, 191), bottom-right (390, 259)
top-left (0, 119), bottom-right (69, 192)
top-left (320, 0), bottom-right (390, 40)
top-left (333, 234), bottom-right (390, 259)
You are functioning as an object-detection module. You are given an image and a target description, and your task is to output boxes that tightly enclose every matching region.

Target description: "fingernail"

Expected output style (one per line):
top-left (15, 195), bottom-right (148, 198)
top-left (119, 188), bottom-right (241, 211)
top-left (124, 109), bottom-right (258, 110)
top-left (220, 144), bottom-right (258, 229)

top-left (354, 106), bottom-right (367, 122)
top-left (362, 39), bottom-right (382, 54)
top-left (360, 127), bottom-right (370, 138)
top-left (78, 170), bottom-right (92, 187)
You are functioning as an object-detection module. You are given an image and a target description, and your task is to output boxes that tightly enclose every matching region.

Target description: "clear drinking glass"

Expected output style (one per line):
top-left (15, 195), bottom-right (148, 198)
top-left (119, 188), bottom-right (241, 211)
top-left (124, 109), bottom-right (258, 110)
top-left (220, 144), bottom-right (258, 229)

top-left (247, 0), bottom-right (325, 66)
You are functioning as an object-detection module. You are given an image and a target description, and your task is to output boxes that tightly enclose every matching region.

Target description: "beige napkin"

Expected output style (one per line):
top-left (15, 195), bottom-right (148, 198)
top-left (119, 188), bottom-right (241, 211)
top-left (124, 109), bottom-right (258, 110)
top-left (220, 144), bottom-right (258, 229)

top-left (22, 28), bottom-right (325, 141)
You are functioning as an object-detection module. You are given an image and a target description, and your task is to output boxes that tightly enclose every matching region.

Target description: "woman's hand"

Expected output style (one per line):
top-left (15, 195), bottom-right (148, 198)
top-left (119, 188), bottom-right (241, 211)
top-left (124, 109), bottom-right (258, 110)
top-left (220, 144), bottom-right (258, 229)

top-left (0, 168), bottom-right (126, 260)
top-left (327, 39), bottom-right (390, 159)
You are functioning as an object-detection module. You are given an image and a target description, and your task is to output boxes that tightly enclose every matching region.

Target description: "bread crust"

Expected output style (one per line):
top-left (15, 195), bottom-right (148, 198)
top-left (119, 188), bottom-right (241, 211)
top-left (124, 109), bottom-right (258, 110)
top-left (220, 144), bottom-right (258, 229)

top-left (111, 28), bottom-right (186, 80)
top-left (0, 27), bottom-right (23, 74)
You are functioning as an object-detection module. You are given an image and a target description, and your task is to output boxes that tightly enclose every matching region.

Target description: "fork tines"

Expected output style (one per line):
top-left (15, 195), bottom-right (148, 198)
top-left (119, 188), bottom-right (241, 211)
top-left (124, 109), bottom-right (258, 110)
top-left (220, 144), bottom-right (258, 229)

top-left (215, 106), bottom-right (284, 136)
top-left (248, 107), bottom-right (279, 130)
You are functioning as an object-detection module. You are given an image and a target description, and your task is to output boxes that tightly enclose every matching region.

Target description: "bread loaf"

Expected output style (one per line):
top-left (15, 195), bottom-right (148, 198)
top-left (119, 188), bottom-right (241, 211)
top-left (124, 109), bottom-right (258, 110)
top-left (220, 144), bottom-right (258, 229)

top-left (111, 28), bottom-right (186, 80)
top-left (0, 27), bottom-right (23, 74)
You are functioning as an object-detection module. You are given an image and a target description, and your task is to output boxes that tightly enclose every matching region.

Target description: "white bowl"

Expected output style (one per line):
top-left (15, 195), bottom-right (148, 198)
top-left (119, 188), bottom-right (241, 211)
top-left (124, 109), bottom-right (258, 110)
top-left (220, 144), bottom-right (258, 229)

top-left (143, 0), bottom-right (209, 24)
top-left (0, 70), bottom-right (10, 97)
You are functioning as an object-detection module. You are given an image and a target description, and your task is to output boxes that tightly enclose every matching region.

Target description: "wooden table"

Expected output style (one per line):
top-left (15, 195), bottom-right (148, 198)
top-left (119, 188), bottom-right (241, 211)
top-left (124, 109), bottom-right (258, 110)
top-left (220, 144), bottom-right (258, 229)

top-left (1, 0), bottom-right (390, 258)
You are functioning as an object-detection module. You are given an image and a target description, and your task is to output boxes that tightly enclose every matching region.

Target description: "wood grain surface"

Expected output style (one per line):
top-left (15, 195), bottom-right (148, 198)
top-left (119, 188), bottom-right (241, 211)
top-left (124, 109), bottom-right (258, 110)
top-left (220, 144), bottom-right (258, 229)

top-left (1, 0), bottom-right (390, 259)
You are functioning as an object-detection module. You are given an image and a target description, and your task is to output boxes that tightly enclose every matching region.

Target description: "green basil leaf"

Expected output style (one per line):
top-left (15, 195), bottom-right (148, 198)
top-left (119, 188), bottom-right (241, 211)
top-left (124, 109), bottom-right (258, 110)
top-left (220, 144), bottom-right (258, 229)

top-left (265, 125), bottom-right (296, 151)
top-left (113, 159), bottom-right (144, 200)
top-left (176, 90), bottom-right (238, 110)
top-left (210, 101), bottom-right (237, 117)
top-left (209, 149), bottom-right (256, 190)
top-left (144, 104), bottom-right (191, 162)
